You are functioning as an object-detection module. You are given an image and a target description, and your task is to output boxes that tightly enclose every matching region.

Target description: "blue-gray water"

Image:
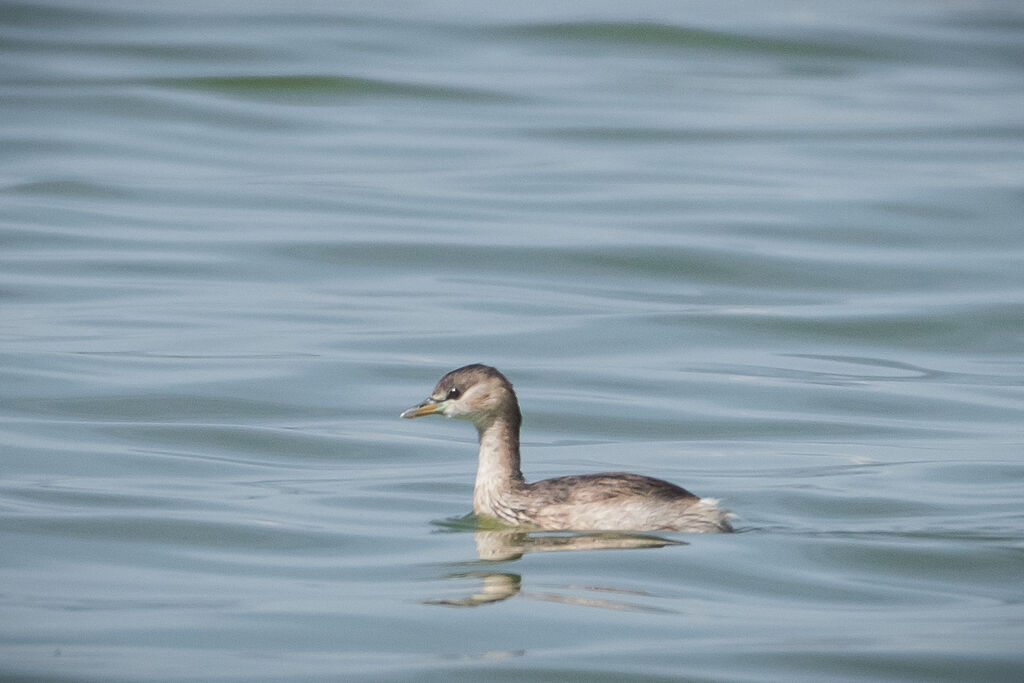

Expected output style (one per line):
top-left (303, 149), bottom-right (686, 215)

top-left (2, 1), bottom-right (1023, 680)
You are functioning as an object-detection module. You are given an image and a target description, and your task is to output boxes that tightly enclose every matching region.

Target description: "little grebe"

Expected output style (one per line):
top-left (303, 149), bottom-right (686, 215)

top-left (401, 364), bottom-right (733, 533)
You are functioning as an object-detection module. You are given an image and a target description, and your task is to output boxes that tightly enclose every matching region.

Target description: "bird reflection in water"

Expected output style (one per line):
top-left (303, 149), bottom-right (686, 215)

top-left (425, 526), bottom-right (685, 609)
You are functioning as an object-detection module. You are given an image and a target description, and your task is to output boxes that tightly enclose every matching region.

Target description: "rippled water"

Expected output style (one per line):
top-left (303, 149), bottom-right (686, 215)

top-left (3, 1), bottom-right (1023, 681)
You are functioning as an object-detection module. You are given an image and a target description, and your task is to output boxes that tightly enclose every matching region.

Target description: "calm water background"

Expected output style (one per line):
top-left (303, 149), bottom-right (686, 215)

top-left (2, 1), bottom-right (1023, 680)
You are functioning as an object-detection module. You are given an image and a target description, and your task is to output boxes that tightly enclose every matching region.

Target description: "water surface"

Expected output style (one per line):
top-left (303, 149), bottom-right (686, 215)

top-left (2, 1), bottom-right (1023, 681)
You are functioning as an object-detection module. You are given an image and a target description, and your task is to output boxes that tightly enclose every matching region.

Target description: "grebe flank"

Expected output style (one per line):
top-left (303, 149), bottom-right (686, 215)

top-left (401, 364), bottom-right (733, 533)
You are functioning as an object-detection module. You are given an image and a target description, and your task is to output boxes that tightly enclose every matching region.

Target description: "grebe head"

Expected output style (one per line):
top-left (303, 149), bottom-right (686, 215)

top-left (401, 364), bottom-right (520, 427)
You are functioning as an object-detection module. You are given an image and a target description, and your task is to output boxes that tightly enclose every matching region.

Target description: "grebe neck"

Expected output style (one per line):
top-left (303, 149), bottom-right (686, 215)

top-left (473, 415), bottom-right (525, 512)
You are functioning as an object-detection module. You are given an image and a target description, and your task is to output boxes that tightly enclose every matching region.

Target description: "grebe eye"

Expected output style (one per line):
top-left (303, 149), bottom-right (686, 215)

top-left (446, 387), bottom-right (461, 400)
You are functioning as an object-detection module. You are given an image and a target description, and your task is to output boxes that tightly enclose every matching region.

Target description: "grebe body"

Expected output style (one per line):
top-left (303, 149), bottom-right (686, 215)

top-left (401, 364), bottom-right (732, 533)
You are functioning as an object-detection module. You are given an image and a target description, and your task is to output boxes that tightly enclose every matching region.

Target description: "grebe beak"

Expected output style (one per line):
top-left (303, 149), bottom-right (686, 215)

top-left (400, 397), bottom-right (444, 419)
